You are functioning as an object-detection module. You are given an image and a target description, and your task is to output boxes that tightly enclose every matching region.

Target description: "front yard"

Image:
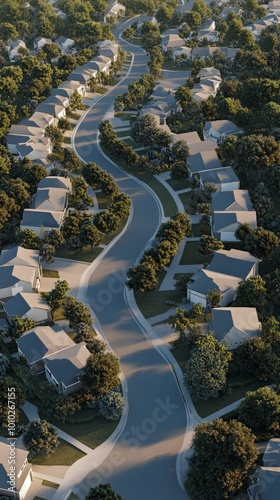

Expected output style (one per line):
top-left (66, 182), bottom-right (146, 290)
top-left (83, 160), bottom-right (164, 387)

top-left (179, 241), bottom-right (212, 266)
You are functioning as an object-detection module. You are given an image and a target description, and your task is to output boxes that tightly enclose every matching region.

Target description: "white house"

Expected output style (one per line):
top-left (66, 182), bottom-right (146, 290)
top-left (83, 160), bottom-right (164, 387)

top-left (0, 437), bottom-right (33, 499)
top-left (5, 292), bottom-right (52, 324)
top-left (161, 33), bottom-right (185, 52)
top-left (104, 1), bottom-right (126, 22)
top-left (44, 342), bottom-right (91, 395)
top-left (211, 190), bottom-right (257, 241)
top-left (204, 120), bottom-right (244, 144)
top-left (7, 39), bottom-right (27, 61)
top-left (33, 37), bottom-right (52, 50)
top-left (55, 36), bottom-right (74, 54)
top-left (187, 249), bottom-right (261, 307)
top-left (172, 46), bottom-right (192, 60)
top-left (248, 439), bottom-right (280, 500)
top-left (199, 167), bottom-right (240, 192)
top-left (212, 307), bottom-right (261, 349)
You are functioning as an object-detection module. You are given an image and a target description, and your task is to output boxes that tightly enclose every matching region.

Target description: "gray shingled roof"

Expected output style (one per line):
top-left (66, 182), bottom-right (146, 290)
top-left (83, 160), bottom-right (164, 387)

top-left (5, 292), bottom-right (50, 318)
top-left (0, 245), bottom-right (40, 267)
top-left (38, 176), bottom-right (71, 190)
top-left (188, 151), bottom-right (222, 174)
top-left (211, 190), bottom-right (253, 212)
top-left (209, 249), bottom-right (260, 279)
top-left (212, 211), bottom-right (257, 233)
top-left (44, 342), bottom-right (91, 386)
top-left (32, 188), bottom-right (68, 211)
top-left (199, 166), bottom-right (239, 185)
top-left (21, 209), bottom-right (64, 228)
top-left (17, 325), bottom-right (74, 364)
top-left (212, 307), bottom-right (260, 342)
top-left (0, 265), bottom-right (36, 288)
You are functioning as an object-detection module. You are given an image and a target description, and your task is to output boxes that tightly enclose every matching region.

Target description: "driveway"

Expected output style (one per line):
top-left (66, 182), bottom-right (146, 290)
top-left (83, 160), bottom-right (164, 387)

top-left (41, 258), bottom-right (89, 297)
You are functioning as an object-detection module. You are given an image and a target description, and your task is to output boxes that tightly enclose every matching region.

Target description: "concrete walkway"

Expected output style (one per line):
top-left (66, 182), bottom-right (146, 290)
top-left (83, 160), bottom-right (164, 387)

top-left (21, 402), bottom-right (93, 454)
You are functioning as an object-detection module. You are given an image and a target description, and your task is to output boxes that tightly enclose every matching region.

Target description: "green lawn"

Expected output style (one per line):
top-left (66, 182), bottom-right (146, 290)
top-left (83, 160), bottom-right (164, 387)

top-left (63, 137), bottom-right (71, 144)
top-left (114, 112), bottom-right (137, 121)
top-left (163, 60), bottom-right (189, 71)
top-left (96, 191), bottom-right (111, 209)
top-left (144, 176), bottom-right (178, 217)
top-left (42, 269), bottom-right (59, 278)
top-left (134, 271), bottom-right (185, 318)
top-left (102, 219), bottom-right (127, 245)
top-left (194, 379), bottom-right (268, 419)
top-left (192, 224), bottom-right (201, 237)
top-left (52, 306), bottom-right (65, 322)
top-left (32, 439), bottom-right (85, 466)
top-left (115, 130), bottom-right (131, 138)
top-left (166, 178), bottom-right (192, 191)
top-left (179, 241), bottom-right (212, 266)
top-left (179, 191), bottom-right (196, 215)
top-left (50, 415), bottom-right (118, 450)
top-left (122, 137), bottom-right (140, 148)
top-left (171, 344), bottom-right (191, 373)
top-left (129, 37), bottom-right (144, 46)
top-left (55, 245), bottom-right (103, 263)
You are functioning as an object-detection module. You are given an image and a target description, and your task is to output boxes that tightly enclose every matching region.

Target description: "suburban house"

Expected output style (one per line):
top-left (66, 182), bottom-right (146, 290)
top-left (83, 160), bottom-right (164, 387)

top-left (245, 14), bottom-right (280, 39)
top-left (187, 150), bottom-right (223, 176)
top-left (140, 95), bottom-right (177, 123)
top-left (104, 1), bottom-right (126, 22)
top-left (55, 36), bottom-right (74, 54)
top-left (204, 120), bottom-right (244, 144)
top-left (269, 1), bottom-right (280, 14)
top-left (58, 80), bottom-right (86, 97)
top-left (4, 292), bottom-right (52, 324)
top-left (187, 150), bottom-right (240, 191)
top-left (199, 166), bottom-right (240, 192)
top-left (187, 249), bottom-right (261, 307)
top-left (67, 66), bottom-right (93, 86)
top-left (20, 176), bottom-right (71, 237)
top-left (0, 265), bottom-right (41, 299)
top-left (85, 55), bottom-right (111, 74)
top-left (192, 68), bottom-right (222, 101)
top-left (212, 307), bottom-right (261, 349)
top-left (196, 19), bottom-right (219, 42)
top-left (0, 436), bottom-right (33, 499)
top-left (99, 42), bottom-right (119, 62)
top-left (211, 190), bottom-right (257, 241)
top-left (16, 325), bottom-right (75, 374)
top-left (221, 7), bottom-right (243, 19)
top-left (191, 46), bottom-right (239, 61)
top-left (161, 33), bottom-right (185, 52)
top-left (248, 439), bottom-right (280, 500)
top-left (33, 37), bottom-right (52, 50)
top-left (7, 39), bottom-right (27, 61)
top-left (20, 209), bottom-right (65, 237)
top-left (43, 342), bottom-right (91, 395)
top-left (22, 111), bottom-right (55, 129)
top-left (17, 138), bottom-right (53, 160)
top-left (0, 245), bottom-right (41, 271)
top-left (172, 46), bottom-right (193, 60)
top-left (36, 98), bottom-right (66, 120)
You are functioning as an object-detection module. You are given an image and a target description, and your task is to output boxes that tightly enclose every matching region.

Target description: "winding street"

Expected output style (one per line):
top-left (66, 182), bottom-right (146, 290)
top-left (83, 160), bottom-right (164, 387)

top-left (71, 19), bottom-right (192, 500)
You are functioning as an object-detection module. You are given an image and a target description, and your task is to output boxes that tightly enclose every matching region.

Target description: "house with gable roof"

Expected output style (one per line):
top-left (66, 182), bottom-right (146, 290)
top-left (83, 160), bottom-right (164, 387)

top-left (211, 190), bottom-right (257, 241)
top-left (248, 439), bottom-right (280, 500)
top-left (187, 249), bottom-right (261, 307)
top-left (55, 36), bottom-right (74, 54)
top-left (44, 342), bottom-right (91, 395)
top-left (0, 436), bottom-right (33, 499)
top-left (4, 292), bottom-right (52, 324)
top-left (16, 324), bottom-right (74, 374)
top-left (212, 307), bottom-right (261, 349)
top-left (7, 39), bottom-right (27, 61)
top-left (204, 120), bottom-right (244, 144)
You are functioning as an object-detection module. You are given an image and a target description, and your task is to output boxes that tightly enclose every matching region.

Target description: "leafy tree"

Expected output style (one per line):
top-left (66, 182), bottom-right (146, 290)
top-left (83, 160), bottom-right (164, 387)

top-left (235, 222), bottom-right (254, 247)
top-left (170, 161), bottom-right (188, 180)
top-left (234, 134), bottom-right (280, 173)
top-left (16, 229), bottom-right (40, 249)
top-left (81, 352), bottom-right (121, 399)
top-left (98, 391), bottom-right (125, 420)
top-left (237, 387), bottom-right (280, 439)
top-left (9, 317), bottom-right (37, 339)
top-left (0, 377), bottom-right (26, 427)
top-left (206, 289), bottom-right (222, 309)
top-left (234, 275), bottom-right (267, 309)
top-left (184, 335), bottom-right (231, 401)
top-left (69, 89), bottom-right (85, 111)
top-left (74, 322), bottom-right (95, 343)
top-left (235, 337), bottom-right (280, 381)
top-left (93, 211), bottom-right (120, 234)
top-left (171, 141), bottom-right (189, 161)
top-left (63, 296), bottom-right (93, 328)
top-left (244, 227), bottom-right (279, 259)
top-left (46, 229), bottom-right (65, 250)
top-left (45, 125), bottom-right (63, 146)
top-left (43, 280), bottom-right (70, 314)
top-left (217, 135), bottom-right (238, 164)
top-left (251, 182), bottom-right (273, 218)
top-left (23, 419), bottom-right (59, 458)
top-left (126, 262), bottom-right (158, 292)
top-left (81, 223), bottom-right (102, 249)
top-left (40, 243), bottom-right (55, 264)
top-left (57, 117), bottom-right (71, 132)
top-left (85, 483), bottom-right (123, 500)
top-left (87, 338), bottom-right (107, 355)
top-left (199, 235), bottom-right (224, 255)
top-left (185, 419), bottom-right (258, 500)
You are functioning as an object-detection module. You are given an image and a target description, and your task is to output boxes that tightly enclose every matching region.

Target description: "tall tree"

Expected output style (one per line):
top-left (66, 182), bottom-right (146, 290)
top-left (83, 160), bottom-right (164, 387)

top-left (85, 483), bottom-right (123, 500)
top-left (23, 419), bottom-right (59, 458)
top-left (184, 335), bottom-right (231, 401)
top-left (185, 419), bottom-right (258, 500)
top-left (81, 352), bottom-right (121, 399)
top-left (238, 387), bottom-right (280, 439)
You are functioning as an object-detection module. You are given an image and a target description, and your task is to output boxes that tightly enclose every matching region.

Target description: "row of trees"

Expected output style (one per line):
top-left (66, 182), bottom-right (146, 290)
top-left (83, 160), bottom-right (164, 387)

top-left (127, 212), bottom-right (192, 291)
top-left (114, 73), bottom-right (155, 112)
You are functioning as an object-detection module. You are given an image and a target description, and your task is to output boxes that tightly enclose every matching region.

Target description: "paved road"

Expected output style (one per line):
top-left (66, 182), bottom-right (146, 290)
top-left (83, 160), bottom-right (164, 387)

top-left (73, 20), bottom-right (189, 500)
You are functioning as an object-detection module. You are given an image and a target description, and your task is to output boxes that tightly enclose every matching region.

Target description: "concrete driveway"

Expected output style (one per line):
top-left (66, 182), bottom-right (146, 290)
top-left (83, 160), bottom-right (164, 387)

top-left (41, 258), bottom-right (89, 298)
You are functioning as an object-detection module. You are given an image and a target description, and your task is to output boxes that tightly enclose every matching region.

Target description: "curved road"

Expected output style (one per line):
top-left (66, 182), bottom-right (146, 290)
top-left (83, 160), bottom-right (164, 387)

top-left (73, 22), bottom-right (189, 500)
